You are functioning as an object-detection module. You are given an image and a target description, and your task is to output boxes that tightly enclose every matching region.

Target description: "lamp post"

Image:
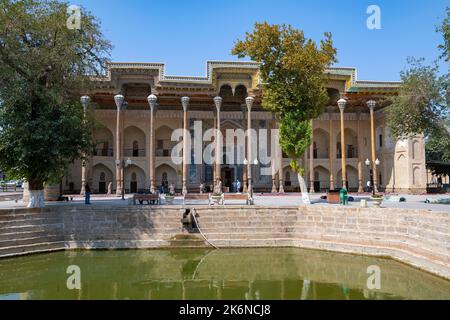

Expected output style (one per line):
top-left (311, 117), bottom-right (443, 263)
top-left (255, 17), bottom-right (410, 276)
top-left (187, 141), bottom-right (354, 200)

top-left (80, 95), bottom-right (90, 195)
top-left (365, 158), bottom-right (380, 196)
top-left (115, 157), bottom-right (132, 200)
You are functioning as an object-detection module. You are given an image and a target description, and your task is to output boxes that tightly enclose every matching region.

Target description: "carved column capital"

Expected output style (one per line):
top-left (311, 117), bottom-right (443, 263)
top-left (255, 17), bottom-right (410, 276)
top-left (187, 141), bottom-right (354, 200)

top-left (245, 96), bottom-right (254, 112)
top-left (181, 96), bottom-right (190, 112)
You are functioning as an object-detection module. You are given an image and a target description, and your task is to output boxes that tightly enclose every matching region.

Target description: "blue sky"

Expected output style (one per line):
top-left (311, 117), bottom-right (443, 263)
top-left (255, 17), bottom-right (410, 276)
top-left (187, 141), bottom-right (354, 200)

top-left (75, 0), bottom-right (448, 81)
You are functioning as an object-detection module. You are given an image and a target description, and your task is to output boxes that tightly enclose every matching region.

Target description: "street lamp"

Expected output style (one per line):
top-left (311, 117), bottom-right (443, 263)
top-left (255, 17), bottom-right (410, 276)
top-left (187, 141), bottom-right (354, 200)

top-left (367, 100), bottom-right (376, 110)
top-left (115, 157), bottom-right (132, 200)
top-left (80, 95), bottom-right (90, 110)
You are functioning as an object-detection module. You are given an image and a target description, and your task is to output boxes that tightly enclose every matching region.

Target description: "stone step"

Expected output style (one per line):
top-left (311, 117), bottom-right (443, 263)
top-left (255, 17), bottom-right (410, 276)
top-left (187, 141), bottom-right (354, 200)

top-left (168, 234), bottom-right (208, 247)
top-left (195, 216), bottom-right (298, 222)
top-left (0, 230), bottom-right (61, 241)
top-left (0, 235), bottom-right (64, 247)
top-left (0, 213), bottom-right (49, 221)
top-left (0, 241), bottom-right (66, 258)
top-left (0, 218), bottom-right (62, 228)
top-left (0, 224), bottom-right (63, 235)
top-left (199, 226), bottom-right (295, 233)
top-left (197, 222), bottom-right (297, 229)
top-left (204, 232), bottom-right (293, 240)
top-left (65, 232), bottom-right (182, 241)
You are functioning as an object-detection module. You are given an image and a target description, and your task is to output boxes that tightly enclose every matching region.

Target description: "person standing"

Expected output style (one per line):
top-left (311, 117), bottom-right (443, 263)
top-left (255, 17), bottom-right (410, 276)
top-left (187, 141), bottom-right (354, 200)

top-left (84, 183), bottom-right (91, 205)
top-left (217, 179), bottom-right (222, 194)
top-left (169, 183), bottom-right (175, 195)
top-left (236, 179), bottom-right (241, 193)
top-left (107, 182), bottom-right (112, 195)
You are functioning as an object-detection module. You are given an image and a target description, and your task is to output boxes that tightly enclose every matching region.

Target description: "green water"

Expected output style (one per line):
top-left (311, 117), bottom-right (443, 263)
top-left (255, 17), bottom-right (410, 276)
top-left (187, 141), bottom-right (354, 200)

top-left (0, 248), bottom-right (449, 300)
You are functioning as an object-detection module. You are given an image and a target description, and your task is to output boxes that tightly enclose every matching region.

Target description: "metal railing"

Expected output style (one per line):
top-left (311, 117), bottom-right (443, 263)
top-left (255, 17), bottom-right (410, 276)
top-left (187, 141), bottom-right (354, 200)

top-left (337, 146), bottom-right (358, 159)
top-left (123, 149), bottom-right (146, 157)
top-left (93, 148), bottom-right (114, 157)
top-left (156, 149), bottom-right (171, 157)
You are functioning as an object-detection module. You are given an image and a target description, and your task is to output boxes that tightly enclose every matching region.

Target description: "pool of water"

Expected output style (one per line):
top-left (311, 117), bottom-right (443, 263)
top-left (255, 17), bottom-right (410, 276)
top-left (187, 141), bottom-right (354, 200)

top-left (0, 248), bottom-right (449, 300)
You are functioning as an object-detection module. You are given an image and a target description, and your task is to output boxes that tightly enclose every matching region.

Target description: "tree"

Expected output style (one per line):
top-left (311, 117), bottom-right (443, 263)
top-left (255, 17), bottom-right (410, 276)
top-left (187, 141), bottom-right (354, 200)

top-left (437, 7), bottom-right (449, 62)
top-left (386, 58), bottom-right (448, 140)
top-left (0, 0), bottom-right (111, 207)
top-left (232, 22), bottom-right (337, 203)
top-left (386, 8), bottom-right (449, 181)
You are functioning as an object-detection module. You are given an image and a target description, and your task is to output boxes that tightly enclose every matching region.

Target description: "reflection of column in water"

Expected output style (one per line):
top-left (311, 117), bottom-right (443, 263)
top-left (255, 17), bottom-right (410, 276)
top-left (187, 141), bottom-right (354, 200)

top-left (245, 280), bottom-right (253, 300)
top-left (300, 279), bottom-right (311, 300)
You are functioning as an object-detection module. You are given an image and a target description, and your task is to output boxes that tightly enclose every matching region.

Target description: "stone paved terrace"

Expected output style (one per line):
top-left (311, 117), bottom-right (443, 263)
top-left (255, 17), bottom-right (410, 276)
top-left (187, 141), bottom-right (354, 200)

top-left (0, 192), bottom-right (449, 212)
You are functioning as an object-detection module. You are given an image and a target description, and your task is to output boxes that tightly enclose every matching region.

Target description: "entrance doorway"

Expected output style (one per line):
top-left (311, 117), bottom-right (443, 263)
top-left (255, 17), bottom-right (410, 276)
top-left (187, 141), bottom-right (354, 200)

top-left (221, 167), bottom-right (235, 193)
top-left (99, 172), bottom-right (106, 194)
top-left (130, 172), bottom-right (137, 193)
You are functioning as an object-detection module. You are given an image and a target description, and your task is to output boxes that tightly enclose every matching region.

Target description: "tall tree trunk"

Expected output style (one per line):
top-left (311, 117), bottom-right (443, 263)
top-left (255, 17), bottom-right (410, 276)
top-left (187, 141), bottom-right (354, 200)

top-left (27, 180), bottom-right (45, 208)
top-left (297, 159), bottom-right (311, 204)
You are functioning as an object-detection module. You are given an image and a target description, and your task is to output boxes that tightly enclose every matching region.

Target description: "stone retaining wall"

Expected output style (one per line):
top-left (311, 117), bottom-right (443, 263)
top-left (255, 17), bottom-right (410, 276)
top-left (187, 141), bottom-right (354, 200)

top-left (0, 205), bottom-right (448, 279)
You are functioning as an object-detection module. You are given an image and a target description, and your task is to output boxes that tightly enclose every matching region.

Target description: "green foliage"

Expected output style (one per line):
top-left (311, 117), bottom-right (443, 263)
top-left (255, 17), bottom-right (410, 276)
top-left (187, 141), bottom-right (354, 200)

top-left (437, 7), bottom-right (450, 62)
top-left (386, 58), bottom-right (448, 140)
top-left (232, 22), bottom-right (336, 171)
top-left (426, 125), bottom-right (450, 175)
top-left (0, 0), bottom-right (111, 189)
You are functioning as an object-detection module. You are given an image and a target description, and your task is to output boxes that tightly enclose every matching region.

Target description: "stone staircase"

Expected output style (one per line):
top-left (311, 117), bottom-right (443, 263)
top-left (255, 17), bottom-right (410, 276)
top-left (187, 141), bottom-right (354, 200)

top-left (0, 209), bottom-right (65, 258)
top-left (192, 206), bottom-right (299, 247)
top-left (0, 206), bottom-right (208, 258)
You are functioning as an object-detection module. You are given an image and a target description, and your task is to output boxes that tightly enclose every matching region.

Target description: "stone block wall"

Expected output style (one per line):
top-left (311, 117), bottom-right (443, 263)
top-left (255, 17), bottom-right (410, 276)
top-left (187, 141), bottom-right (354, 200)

top-left (0, 205), bottom-right (448, 279)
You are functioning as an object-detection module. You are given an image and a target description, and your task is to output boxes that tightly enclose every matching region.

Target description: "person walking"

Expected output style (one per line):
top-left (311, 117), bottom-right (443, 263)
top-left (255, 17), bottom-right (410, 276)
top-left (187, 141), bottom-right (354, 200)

top-left (366, 180), bottom-right (371, 193)
top-left (107, 182), bottom-right (112, 195)
top-left (84, 183), bottom-right (91, 205)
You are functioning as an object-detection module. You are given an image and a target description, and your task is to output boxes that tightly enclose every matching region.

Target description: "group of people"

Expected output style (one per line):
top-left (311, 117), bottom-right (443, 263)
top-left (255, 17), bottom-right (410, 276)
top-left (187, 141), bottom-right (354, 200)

top-left (198, 179), bottom-right (242, 194)
top-left (84, 177), bottom-right (246, 204)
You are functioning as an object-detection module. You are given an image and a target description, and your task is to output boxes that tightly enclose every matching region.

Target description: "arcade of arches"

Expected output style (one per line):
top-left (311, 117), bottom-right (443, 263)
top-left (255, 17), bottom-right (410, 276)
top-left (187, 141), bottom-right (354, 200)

top-left (65, 61), bottom-right (427, 194)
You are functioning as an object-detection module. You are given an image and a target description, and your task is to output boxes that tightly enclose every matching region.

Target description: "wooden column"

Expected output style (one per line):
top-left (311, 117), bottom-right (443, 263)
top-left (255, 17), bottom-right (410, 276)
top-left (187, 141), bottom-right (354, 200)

top-left (213, 112), bottom-right (217, 190)
top-left (147, 95), bottom-right (157, 193)
top-left (120, 102), bottom-right (126, 194)
top-left (271, 119), bottom-right (277, 193)
top-left (114, 94), bottom-right (125, 196)
top-left (214, 96), bottom-right (222, 193)
top-left (246, 97), bottom-right (254, 194)
top-left (368, 100), bottom-right (378, 193)
top-left (329, 112), bottom-right (335, 190)
top-left (357, 111), bottom-right (364, 193)
top-left (242, 108), bottom-right (248, 193)
top-left (80, 96), bottom-right (90, 195)
top-left (309, 120), bottom-right (315, 193)
top-left (181, 97), bottom-right (190, 195)
top-left (338, 99), bottom-right (347, 190)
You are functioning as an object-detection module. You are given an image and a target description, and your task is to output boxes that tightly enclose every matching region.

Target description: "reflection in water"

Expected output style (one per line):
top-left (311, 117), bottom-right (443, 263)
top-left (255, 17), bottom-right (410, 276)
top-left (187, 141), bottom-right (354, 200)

top-left (0, 248), bottom-right (449, 300)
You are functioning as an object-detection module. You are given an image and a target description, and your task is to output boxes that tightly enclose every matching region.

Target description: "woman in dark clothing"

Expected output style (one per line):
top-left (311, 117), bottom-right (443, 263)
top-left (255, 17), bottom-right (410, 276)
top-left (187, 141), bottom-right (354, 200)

top-left (85, 183), bottom-right (91, 205)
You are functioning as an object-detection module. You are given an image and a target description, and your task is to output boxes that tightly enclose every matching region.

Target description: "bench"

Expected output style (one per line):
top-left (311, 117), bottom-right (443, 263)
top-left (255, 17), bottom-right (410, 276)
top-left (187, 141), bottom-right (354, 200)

top-left (133, 194), bottom-right (160, 205)
top-left (183, 193), bottom-right (211, 205)
top-left (223, 193), bottom-right (250, 205)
